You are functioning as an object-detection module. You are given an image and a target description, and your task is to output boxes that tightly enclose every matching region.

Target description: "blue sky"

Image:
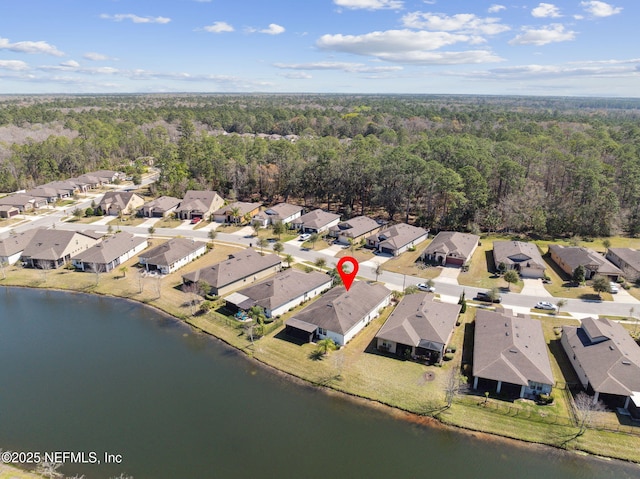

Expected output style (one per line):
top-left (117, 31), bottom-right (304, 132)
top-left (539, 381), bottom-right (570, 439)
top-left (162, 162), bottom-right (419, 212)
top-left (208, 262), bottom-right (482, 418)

top-left (0, 0), bottom-right (637, 96)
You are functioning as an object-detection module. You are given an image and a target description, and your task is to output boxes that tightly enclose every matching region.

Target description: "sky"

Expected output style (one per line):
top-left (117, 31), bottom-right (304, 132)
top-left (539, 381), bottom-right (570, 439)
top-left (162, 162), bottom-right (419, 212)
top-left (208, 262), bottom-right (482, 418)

top-left (0, 0), bottom-right (638, 97)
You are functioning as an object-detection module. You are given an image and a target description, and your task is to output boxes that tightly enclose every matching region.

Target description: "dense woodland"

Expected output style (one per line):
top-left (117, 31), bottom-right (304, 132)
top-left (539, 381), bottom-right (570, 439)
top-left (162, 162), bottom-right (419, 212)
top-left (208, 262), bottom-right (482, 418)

top-left (1, 94), bottom-right (640, 238)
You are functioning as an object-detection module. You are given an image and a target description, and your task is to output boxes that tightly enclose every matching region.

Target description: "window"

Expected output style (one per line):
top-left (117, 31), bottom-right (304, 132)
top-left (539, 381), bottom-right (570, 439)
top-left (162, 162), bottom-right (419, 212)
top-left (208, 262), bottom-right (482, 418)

top-left (319, 328), bottom-right (326, 336)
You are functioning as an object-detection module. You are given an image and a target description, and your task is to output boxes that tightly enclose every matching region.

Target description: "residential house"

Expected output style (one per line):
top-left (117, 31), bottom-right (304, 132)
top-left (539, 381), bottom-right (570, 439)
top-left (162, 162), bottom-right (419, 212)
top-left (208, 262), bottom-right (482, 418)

top-left (72, 232), bottom-right (148, 273)
top-left (0, 205), bottom-right (19, 219)
top-left (548, 245), bottom-right (622, 280)
top-left (182, 248), bottom-right (282, 296)
top-left (284, 281), bottom-right (392, 346)
top-left (606, 248), bottom-right (640, 282)
top-left (328, 216), bottom-right (381, 245)
top-left (139, 196), bottom-right (181, 218)
top-left (138, 238), bottom-right (207, 274)
top-left (290, 209), bottom-right (341, 234)
top-left (225, 269), bottom-right (332, 318)
top-left (176, 190), bottom-right (224, 220)
top-left (212, 201), bottom-right (262, 224)
top-left (493, 241), bottom-right (546, 278)
top-left (366, 223), bottom-right (429, 256)
top-left (375, 293), bottom-right (461, 363)
top-left (421, 231), bottom-right (479, 267)
top-left (88, 170), bottom-right (124, 184)
top-left (561, 317), bottom-right (640, 412)
top-left (252, 203), bottom-right (303, 227)
top-left (0, 229), bottom-right (39, 265)
top-left (20, 229), bottom-right (100, 269)
top-left (472, 309), bottom-right (554, 398)
top-left (98, 191), bottom-right (145, 216)
top-left (0, 194), bottom-right (47, 212)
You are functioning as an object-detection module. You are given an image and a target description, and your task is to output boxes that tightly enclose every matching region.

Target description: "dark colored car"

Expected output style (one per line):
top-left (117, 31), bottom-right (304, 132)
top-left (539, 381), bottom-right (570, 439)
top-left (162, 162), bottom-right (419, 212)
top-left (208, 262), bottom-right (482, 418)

top-left (475, 291), bottom-right (502, 303)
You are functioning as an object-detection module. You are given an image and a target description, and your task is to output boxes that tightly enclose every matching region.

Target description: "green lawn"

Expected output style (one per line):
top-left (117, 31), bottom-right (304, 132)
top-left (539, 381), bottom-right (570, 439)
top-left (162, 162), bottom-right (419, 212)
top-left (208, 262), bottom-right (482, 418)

top-left (541, 253), bottom-right (613, 301)
top-left (107, 216), bottom-right (147, 227)
top-left (154, 217), bottom-right (183, 228)
top-left (381, 239), bottom-right (442, 280)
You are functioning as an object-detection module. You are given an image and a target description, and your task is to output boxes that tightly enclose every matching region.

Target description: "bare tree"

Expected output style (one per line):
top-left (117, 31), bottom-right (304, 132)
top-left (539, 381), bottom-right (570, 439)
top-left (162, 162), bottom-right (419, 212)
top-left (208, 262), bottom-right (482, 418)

top-left (155, 274), bottom-right (162, 299)
top-left (0, 260), bottom-right (7, 279)
top-left (33, 461), bottom-right (63, 479)
top-left (182, 282), bottom-right (200, 315)
top-left (573, 391), bottom-right (606, 436)
top-left (36, 259), bottom-right (52, 281)
top-left (373, 262), bottom-right (383, 282)
top-left (444, 368), bottom-right (468, 409)
top-left (137, 269), bottom-right (144, 294)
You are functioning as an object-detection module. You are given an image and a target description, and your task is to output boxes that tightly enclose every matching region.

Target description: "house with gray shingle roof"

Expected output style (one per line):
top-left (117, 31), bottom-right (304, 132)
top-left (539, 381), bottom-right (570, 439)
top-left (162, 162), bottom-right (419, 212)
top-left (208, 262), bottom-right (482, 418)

top-left (420, 231), bottom-right (479, 267)
top-left (177, 190), bottom-right (224, 220)
top-left (212, 201), bottom-right (262, 224)
top-left (366, 223), bottom-right (429, 256)
top-left (493, 240), bottom-right (546, 278)
top-left (328, 215), bottom-right (381, 245)
top-left (549, 244), bottom-right (621, 280)
top-left (182, 248), bottom-right (282, 296)
top-left (375, 293), bottom-right (461, 363)
top-left (140, 196), bottom-right (181, 218)
top-left (606, 248), bottom-right (640, 282)
top-left (138, 237), bottom-right (207, 274)
top-left (252, 203), bottom-right (303, 227)
top-left (0, 194), bottom-right (47, 212)
top-left (0, 229), bottom-right (39, 265)
top-left (98, 191), bottom-right (145, 216)
top-left (0, 205), bottom-right (19, 219)
top-left (225, 269), bottom-right (331, 318)
top-left (472, 309), bottom-right (554, 398)
top-left (290, 209), bottom-right (341, 234)
top-left (561, 317), bottom-right (640, 412)
top-left (72, 232), bottom-right (148, 273)
top-left (285, 281), bottom-right (392, 346)
top-left (20, 229), bottom-right (100, 269)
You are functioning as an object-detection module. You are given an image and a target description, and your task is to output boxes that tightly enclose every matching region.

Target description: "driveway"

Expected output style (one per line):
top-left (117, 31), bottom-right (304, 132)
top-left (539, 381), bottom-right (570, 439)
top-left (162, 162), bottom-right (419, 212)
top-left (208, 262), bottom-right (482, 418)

top-left (611, 288), bottom-right (640, 304)
top-left (437, 267), bottom-right (461, 285)
top-left (520, 278), bottom-right (553, 298)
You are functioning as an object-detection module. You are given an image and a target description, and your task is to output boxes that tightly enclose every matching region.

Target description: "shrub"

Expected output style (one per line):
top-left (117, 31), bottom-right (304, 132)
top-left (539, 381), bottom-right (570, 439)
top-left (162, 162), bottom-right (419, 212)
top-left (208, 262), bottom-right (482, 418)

top-left (443, 353), bottom-right (455, 361)
top-left (447, 345), bottom-right (457, 353)
top-left (538, 393), bottom-right (554, 405)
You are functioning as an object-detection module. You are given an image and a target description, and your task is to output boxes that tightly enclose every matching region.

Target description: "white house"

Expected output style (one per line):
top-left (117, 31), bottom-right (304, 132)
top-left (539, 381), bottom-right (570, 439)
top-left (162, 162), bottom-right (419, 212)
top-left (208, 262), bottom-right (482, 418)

top-left (72, 232), bottom-right (148, 273)
top-left (138, 238), bottom-right (207, 274)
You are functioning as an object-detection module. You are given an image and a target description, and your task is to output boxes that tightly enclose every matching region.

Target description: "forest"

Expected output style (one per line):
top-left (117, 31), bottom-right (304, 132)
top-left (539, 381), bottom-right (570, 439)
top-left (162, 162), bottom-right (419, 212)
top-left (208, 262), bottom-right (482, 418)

top-left (1, 93), bottom-right (640, 238)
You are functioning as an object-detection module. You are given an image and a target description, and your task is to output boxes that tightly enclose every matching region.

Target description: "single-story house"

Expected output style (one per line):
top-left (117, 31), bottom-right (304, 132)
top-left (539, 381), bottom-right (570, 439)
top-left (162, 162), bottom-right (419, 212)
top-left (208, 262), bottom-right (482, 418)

top-left (375, 293), bottom-right (461, 363)
top-left (420, 231), bottom-right (479, 267)
top-left (176, 190), bottom-right (224, 220)
top-left (366, 223), bottom-right (429, 256)
top-left (328, 216), bottom-right (381, 245)
top-left (0, 229), bottom-right (39, 265)
top-left (0, 205), bottom-right (20, 219)
top-left (493, 241), bottom-right (546, 278)
top-left (72, 232), bottom-right (148, 273)
top-left (472, 309), bottom-right (554, 398)
top-left (182, 248), bottom-right (282, 296)
top-left (290, 209), bottom-right (341, 234)
top-left (548, 244), bottom-right (622, 281)
top-left (252, 203), bottom-right (303, 227)
top-left (139, 196), bottom-right (181, 218)
top-left (98, 191), bottom-right (145, 216)
top-left (20, 229), bottom-right (100, 269)
top-left (0, 194), bottom-right (47, 212)
top-left (71, 174), bottom-right (103, 189)
top-left (87, 170), bottom-right (124, 184)
top-left (25, 187), bottom-right (61, 203)
top-left (606, 248), bottom-right (640, 282)
top-left (561, 317), bottom-right (640, 412)
top-left (212, 202), bottom-right (262, 224)
top-left (284, 281), bottom-right (392, 346)
top-left (138, 238), bottom-right (207, 274)
top-left (225, 269), bottom-right (332, 318)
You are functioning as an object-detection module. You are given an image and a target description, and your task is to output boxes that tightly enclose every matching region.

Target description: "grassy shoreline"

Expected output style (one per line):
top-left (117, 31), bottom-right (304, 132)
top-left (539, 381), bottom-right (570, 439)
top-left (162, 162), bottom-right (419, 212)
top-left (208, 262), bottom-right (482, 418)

top-left (1, 258), bottom-right (640, 467)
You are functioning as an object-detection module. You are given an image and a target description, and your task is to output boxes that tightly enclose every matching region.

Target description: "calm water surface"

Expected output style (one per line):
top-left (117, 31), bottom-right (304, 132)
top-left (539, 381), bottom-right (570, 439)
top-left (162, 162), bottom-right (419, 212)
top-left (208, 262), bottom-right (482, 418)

top-left (1, 287), bottom-right (638, 479)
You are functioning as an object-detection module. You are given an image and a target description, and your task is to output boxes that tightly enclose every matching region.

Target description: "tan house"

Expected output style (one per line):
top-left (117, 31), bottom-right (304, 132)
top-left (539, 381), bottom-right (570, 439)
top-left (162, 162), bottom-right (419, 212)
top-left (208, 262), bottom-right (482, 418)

top-left (140, 196), bottom-right (181, 218)
top-left (375, 293), bottom-right (461, 363)
top-left (212, 202), bottom-right (262, 224)
top-left (182, 248), bottom-right (282, 296)
top-left (473, 309), bottom-right (554, 398)
top-left (605, 248), bottom-right (640, 282)
top-left (0, 194), bottom-right (47, 212)
top-left (366, 223), bottom-right (429, 256)
top-left (493, 241), bottom-right (546, 278)
top-left (0, 205), bottom-right (20, 219)
top-left (98, 191), bottom-right (145, 216)
top-left (252, 203), bottom-right (303, 227)
top-left (177, 190), bottom-right (224, 220)
top-left (0, 229), bottom-right (39, 265)
top-left (138, 238), bottom-right (207, 274)
top-left (291, 209), bottom-right (341, 234)
top-left (20, 229), bottom-right (100, 269)
top-left (328, 216), bottom-right (381, 245)
top-left (421, 231), bottom-right (479, 267)
top-left (548, 244), bottom-right (621, 280)
top-left (72, 232), bottom-right (148, 273)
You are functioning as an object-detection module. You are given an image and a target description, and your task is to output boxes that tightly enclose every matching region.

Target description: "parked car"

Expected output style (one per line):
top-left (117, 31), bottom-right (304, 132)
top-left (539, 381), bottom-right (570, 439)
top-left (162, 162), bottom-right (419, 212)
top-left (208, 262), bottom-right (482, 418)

top-left (417, 283), bottom-right (435, 293)
top-left (610, 282), bottom-right (619, 293)
top-left (534, 301), bottom-right (557, 311)
top-left (475, 291), bottom-right (502, 303)
top-left (299, 233), bottom-right (311, 241)
top-left (191, 217), bottom-right (201, 224)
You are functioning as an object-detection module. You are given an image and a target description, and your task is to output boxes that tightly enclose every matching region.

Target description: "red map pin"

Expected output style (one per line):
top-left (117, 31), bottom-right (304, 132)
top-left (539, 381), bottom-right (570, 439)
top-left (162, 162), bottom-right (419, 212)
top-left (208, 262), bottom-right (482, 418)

top-left (337, 256), bottom-right (359, 291)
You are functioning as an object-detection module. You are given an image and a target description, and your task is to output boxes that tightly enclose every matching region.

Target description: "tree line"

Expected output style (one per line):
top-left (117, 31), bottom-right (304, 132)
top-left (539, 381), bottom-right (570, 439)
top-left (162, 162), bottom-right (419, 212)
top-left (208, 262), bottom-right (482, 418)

top-left (1, 94), bottom-right (640, 238)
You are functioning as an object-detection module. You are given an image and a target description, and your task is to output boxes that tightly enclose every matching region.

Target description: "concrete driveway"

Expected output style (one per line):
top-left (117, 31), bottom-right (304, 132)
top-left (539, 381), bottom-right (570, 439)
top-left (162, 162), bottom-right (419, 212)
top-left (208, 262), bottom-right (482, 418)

top-left (520, 278), bottom-right (553, 298)
top-left (437, 267), bottom-right (461, 285)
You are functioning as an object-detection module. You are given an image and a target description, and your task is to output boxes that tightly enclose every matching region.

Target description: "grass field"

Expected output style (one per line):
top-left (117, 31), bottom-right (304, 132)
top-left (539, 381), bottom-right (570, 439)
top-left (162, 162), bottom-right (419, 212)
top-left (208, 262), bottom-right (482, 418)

top-left (458, 236), bottom-right (524, 293)
top-left (0, 464), bottom-right (41, 479)
top-left (381, 239), bottom-right (442, 280)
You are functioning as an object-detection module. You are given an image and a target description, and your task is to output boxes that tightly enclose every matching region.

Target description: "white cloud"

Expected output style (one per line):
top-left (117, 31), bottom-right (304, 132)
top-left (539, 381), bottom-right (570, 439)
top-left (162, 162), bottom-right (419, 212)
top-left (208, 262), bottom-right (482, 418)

top-left (488, 4), bottom-right (506, 13)
top-left (100, 13), bottom-right (171, 24)
top-left (0, 37), bottom-right (64, 56)
top-left (204, 22), bottom-right (234, 33)
top-left (509, 24), bottom-right (576, 45)
top-left (402, 12), bottom-right (510, 35)
top-left (531, 3), bottom-right (562, 18)
top-left (0, 60), bottom-right (30, 71)
top-left (333, 0), bottom-right (403, 10)
top-left (281, 72), bottom-right (313, 79)
top-left (273, 61), bottom-right (403, 73)
top-left (580, 1), bottom-right (622, 17)
top-left (60, 60), bottom-right (80, 68)
top-left (260, 24), bottom-right (285, 35)
top-left (83, 52), bottom-right (110, 61)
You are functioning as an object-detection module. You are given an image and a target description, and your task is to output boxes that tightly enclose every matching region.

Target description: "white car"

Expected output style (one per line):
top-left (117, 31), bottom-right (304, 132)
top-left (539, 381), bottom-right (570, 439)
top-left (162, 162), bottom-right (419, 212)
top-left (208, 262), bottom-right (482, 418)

top-left (417, 283), bottom-right (435, 293)
top-left (610, 282), bottom-right (619, 293)
top-left (299, 233), bottom-right (311, 241)
top-left (534, 301), bottom-right (557, 311)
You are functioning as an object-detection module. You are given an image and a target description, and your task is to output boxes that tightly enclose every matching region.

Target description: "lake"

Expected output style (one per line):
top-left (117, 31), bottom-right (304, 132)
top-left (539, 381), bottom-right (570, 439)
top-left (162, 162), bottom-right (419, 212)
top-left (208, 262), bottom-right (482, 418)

top-left (1, 287), bottom-right (638, 479)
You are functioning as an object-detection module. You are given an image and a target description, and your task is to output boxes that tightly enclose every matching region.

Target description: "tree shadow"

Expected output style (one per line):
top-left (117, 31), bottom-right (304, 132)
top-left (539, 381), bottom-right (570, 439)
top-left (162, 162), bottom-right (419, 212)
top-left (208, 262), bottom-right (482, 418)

top-left (309, 349), bottom-right (325, 361)
top-left (579, 293), bottom-right (602, 301)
